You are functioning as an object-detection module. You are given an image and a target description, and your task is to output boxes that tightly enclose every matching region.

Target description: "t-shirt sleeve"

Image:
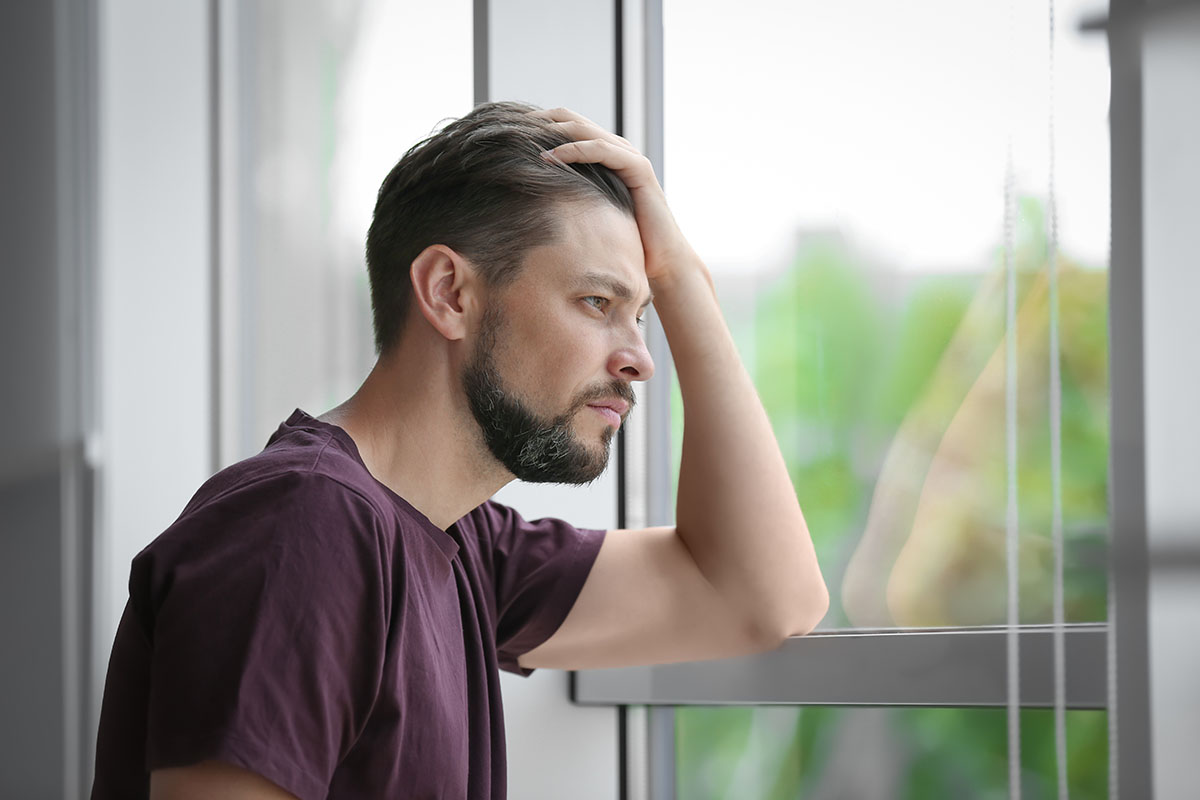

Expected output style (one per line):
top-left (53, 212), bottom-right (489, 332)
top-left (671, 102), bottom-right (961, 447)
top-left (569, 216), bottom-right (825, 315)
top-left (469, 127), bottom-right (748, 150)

top-left (473, 501), bottom-right (605, 676)
top-left (128, 472), bottom-right (390, 800)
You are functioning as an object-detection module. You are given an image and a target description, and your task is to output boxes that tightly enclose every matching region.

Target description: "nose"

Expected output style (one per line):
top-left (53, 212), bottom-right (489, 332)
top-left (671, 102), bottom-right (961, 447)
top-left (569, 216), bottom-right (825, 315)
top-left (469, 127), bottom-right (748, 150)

top-left (608, 331), bottom-right (655, 382)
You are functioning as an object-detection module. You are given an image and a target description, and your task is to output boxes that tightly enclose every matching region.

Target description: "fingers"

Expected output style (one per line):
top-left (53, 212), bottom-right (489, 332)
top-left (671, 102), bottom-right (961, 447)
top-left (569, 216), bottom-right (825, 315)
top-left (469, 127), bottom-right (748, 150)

top-left (549, 120), bottom-right (640, 155)
top-left (529, 107), bottom-right (639, 154)
top-left (540, 138), bottom-right (657, 191)
top-left (530, 107), bottom-right (655, 186)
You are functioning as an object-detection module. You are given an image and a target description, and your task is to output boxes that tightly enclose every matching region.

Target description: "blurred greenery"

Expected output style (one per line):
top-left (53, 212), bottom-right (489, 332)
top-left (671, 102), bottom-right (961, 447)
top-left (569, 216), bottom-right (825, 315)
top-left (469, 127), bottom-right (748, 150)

top-left (672, 196), bottom-right (1110, 795)
top-left (676, 706), bottom-right (1107, 800)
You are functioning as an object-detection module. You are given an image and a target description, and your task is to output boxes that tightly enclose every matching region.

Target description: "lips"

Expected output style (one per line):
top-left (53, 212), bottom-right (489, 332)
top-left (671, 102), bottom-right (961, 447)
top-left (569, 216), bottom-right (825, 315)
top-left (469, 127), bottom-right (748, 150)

top-left (585, 398), bottom-right (630, 428)
top-left (589, 398), bottom-right (630, 418)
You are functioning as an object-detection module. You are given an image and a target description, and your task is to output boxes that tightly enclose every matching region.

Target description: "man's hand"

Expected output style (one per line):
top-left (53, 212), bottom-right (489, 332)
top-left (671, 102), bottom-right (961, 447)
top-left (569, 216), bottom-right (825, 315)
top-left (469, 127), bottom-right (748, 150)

top-left (533, 107), bottom-right (703, 289)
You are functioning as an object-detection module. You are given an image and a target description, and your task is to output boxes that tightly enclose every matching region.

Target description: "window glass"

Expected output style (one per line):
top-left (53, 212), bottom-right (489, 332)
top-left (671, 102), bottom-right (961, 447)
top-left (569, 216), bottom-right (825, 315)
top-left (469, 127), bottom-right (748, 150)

top-left (663, 0), bottom-right (1110, 628)
top-left (235, 0), bottom-right (473, 457)
top-left (676, 706), bottom-right (1107, 799)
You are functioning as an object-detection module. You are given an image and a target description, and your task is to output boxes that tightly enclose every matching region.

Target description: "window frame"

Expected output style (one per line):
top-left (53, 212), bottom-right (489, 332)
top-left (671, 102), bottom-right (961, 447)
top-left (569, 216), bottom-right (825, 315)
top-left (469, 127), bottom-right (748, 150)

top-left (574, 625), bottom-right (1108, 708)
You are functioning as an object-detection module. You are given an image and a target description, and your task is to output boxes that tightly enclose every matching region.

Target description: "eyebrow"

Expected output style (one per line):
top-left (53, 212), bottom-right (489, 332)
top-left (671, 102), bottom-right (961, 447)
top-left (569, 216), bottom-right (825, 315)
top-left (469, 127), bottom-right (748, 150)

top-left (577, 271), bottom-right (654, 310)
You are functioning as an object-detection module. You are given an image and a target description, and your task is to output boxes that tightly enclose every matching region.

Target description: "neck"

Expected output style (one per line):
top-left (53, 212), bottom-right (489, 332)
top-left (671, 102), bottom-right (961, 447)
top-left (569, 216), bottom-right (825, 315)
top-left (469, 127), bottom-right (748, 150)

top-left (320, 331), bottom-right (511, 530)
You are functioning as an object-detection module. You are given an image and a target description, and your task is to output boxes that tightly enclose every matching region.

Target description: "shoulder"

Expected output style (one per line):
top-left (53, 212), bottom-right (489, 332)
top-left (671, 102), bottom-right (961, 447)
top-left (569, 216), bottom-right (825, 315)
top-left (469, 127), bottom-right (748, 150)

top-left (127, 466), bottom-right (402, 651)
top-left (183, 420), bottom-right (391, 522)
top-left (158, 411), bottom-right (423, 555)
top-left (130, 456), bottom-right (396, 619)
top-left (163, 467), bottom-right (387, 553)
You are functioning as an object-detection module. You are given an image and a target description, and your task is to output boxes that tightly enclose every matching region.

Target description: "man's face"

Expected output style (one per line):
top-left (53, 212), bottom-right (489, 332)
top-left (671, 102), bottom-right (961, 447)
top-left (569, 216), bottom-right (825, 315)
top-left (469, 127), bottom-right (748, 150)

top-left (462, 201), bottom-right (654, 484)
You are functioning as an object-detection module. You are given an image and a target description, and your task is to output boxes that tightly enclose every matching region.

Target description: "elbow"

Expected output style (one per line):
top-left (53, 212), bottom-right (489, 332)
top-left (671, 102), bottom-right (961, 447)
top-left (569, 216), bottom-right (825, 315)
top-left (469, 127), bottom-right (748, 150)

top-left (749, 579), bottom-right (830, 652)
top-left (777, 576), bottom-right (831, 642)
top-left (771, 524), bottom-right (830, 641)
top-left (793, 580), bottom-right (831, 636)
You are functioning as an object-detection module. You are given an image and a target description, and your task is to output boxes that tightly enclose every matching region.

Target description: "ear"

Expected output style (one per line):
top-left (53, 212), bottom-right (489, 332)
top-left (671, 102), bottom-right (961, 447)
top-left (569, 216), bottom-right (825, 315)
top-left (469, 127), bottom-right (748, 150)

top-left (409, 244), bottom-right (480, 341)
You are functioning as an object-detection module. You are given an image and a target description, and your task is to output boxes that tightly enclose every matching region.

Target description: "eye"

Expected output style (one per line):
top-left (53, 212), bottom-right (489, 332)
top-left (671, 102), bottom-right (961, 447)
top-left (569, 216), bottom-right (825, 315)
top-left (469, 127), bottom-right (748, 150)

top-left (635, 315), bottom-right (646, 329)
top-left (583, 295), bottom-right (609, 312)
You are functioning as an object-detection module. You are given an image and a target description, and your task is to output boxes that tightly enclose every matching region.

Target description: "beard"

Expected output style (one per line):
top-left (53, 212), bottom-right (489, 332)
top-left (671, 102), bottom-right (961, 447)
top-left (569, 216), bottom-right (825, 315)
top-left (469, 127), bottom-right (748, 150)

top-left (462, 308), bottom-right (635, 485)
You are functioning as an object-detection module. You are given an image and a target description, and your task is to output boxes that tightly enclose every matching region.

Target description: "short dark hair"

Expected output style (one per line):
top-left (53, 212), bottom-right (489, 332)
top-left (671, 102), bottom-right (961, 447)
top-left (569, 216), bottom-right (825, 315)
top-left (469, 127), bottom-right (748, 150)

top-left (365, 101), bottom-right (636, 353)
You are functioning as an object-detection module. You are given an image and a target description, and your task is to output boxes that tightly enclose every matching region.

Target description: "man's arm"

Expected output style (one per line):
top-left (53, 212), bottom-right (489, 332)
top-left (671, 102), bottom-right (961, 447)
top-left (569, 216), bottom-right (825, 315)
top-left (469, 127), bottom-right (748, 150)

top-left (519, 109), bottom-right (828, 671)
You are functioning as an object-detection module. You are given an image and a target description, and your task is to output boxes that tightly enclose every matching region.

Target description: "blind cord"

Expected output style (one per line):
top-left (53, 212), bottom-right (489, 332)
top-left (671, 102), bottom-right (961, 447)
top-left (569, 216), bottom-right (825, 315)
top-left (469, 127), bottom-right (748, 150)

top-left (1004, 92), bottom-right (1023, 800)
top-left (1104, 37), bottom-right (1119, 800)
top-left (1046, 2), bottom-right (1070, 798)
top-left (1003, 5), bottom-right (1021, 798)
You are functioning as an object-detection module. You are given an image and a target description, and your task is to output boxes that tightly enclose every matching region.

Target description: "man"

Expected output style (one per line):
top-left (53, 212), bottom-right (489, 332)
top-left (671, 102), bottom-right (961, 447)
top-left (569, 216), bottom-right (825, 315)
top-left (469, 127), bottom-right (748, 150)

top-left (91, 102), bottom-right (828, 799)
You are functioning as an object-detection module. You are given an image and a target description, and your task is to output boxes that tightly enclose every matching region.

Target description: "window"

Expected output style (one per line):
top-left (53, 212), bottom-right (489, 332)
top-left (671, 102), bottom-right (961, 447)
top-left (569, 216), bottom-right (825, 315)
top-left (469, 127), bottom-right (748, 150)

top-left (580, 1), bottom-right (1122, 796)
top-left (219, 0), bottom-right (474, 460)
top-left (663, 0), bottom-right (1110, 631)
top-left (676, 707), bottom-right (1107, 799)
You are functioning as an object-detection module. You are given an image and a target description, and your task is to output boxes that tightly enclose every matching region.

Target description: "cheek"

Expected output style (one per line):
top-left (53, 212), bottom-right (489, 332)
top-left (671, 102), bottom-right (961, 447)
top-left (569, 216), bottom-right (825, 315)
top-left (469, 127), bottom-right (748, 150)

top-left (497, 297), bottom-right (613, 396)
top-left (509, 307), bottom-right (593, 369)
top-left (512, 342), bottom-right (585, 391)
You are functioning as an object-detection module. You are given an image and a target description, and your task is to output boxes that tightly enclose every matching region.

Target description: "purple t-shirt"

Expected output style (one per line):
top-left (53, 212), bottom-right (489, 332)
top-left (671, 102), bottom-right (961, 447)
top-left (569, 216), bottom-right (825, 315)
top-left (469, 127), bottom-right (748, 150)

top-left (91, 410), bottom-right (605, 799)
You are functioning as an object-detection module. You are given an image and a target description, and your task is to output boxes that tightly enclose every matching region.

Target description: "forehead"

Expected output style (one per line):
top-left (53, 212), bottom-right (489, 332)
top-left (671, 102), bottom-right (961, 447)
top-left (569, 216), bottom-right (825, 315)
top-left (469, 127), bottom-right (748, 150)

top-left (516, 201), bottom-right (649, 302)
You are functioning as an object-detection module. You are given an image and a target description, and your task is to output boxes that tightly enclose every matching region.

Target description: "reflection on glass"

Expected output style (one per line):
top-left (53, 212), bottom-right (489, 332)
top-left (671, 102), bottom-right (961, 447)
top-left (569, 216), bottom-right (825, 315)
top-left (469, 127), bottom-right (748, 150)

top-left (731, 203), bottom-right (1110, 628)
top-left (664, 0), bottom-right (1110, 629)
top-left (675, 706), bottom-right (1107, 799)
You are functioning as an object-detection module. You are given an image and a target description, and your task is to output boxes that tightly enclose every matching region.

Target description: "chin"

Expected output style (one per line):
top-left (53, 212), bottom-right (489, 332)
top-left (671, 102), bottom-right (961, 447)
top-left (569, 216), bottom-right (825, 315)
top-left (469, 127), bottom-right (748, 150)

top-left (581, 425), bottom-right (616, 454)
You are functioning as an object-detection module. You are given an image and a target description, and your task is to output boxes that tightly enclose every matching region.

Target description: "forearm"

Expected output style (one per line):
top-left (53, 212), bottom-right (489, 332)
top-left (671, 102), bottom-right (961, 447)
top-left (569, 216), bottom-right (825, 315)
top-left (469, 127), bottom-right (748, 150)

top-left (653, 259), bottom-right (829, 640)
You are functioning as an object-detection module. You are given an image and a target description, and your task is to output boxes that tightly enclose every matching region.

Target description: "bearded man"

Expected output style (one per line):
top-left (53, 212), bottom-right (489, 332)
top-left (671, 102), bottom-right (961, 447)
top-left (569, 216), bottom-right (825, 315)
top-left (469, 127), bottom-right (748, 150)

top-left (90, 102), bottom-right (828, 800)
